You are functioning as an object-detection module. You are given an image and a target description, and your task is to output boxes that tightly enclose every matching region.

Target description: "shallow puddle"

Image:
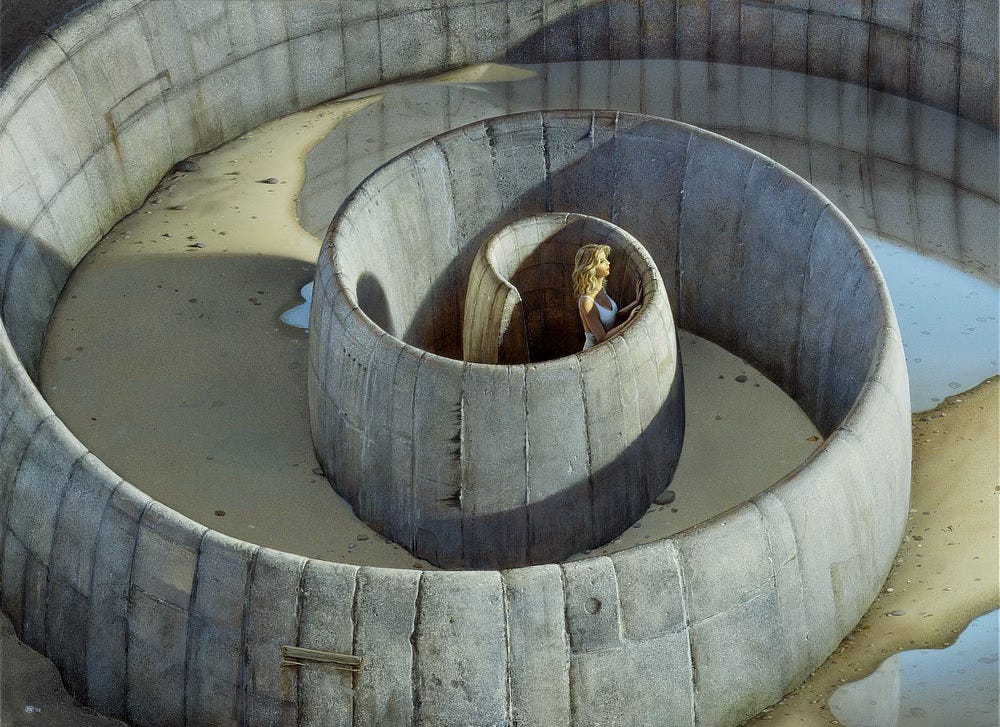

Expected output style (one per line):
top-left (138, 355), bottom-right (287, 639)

top-left (828, 609), bottom-right (999, 727)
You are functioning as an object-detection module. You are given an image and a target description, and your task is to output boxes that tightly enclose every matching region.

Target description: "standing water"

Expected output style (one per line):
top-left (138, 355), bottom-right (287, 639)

top-left (828, 609), bottom-right (999, 727)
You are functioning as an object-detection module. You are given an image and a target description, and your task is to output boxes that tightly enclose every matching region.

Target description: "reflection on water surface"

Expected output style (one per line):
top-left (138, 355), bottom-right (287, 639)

top-left (829, 609), bottom-right (999, 727)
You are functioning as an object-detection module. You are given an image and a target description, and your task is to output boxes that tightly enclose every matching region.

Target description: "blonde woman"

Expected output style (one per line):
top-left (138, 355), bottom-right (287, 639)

top-left (573, 243), bottom-right (641, 351)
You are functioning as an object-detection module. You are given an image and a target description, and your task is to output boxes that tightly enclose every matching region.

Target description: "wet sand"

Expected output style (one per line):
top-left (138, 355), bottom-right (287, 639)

top-left (40, 64), bottom-right (820, 568)
top-left (748, 376), bottom-right (999, 725)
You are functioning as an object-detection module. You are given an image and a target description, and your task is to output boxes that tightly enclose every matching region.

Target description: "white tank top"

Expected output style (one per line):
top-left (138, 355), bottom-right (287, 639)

top-left (580, 293), bottom-right (618, 331)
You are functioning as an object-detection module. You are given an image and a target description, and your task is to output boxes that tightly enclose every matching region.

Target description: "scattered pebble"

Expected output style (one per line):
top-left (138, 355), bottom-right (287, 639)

top-left (259, 177), bottom-right (280, 184)
top-left (655, 490), bottom-right (676, 506)
top-left (172, 159), bottom-right (200, 173)
top-left (357, 535), bottom-right (369, 541)
top-left (214, 510), bottom-right (225, 517)
top-left (187, 242), bottom-right (205, 248)
top-left (888, 610), bottom-right (906, 616)
top-left (167, 204), bottom-right (187, 211)
top-left (735, 374), bottom-right (747, 383)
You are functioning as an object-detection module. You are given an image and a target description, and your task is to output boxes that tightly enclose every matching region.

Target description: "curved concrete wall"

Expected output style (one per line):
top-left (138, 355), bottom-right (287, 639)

top-left (463, 213), bottom-right (648, 363)
top-left (312, 197), bottom-right (683, 569)
top-left (0, 1), bottom-right (921, 725)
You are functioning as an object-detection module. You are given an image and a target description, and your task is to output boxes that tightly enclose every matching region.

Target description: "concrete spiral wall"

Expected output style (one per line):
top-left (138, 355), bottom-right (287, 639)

top-left (463, 213), bottom-right (648, 363)
top-left (0, 0), bottom-right (968, 724)
top-left (312, 194), bottom-right (683, 569)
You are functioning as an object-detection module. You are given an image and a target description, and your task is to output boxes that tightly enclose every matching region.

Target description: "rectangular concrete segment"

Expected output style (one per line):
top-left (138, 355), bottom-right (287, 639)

top-left (676, 132), bottom-right (754, 343)
top-left (244, 549), bottom-right (305, 726)
top-left (611, 541), bottom-right (686, 641)
top-left (523, 359), bottom-right (591, 562)
top-left (570, 633), bottom-right (695, 727)
top-left (503, 565), bottom-right (571, 726)
top-left (561, 557), bottom-right (622, 654)
top-left (414, 571), bottom-right (507, 726)
top-left (184, 531), bottom-right (257, 727)
top-left (353, 567), bottom-right (420, 727)
top-left (689, 590), bottom-right (785, 726)
top-left (5, 418), bottom-right (85, 566)
top-left (675, 503), bottom-right (774, 625)
top-left (459, 364), bottom-right (529, 567)
top-left (86, 483), bottom-right (151, 719)
top-left (298, 560), bottom-right (359, 727)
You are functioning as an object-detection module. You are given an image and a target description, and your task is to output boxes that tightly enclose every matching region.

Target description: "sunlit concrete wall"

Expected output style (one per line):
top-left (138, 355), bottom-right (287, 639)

top-left (313, 202), bottom-right (683, 569)
top-left (0, 0), bottom-right (978, 724)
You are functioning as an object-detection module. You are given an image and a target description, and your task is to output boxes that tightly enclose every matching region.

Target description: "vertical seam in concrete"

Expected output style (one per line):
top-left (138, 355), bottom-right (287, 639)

top-left (409, 571), bottom-right (424, 727)
top-left (237, 545), bottom-right (260, 727)
top-left (499, 570), bottom-right (515, 727)
top-left (360, 330), bottom-right (386, 486)
top-left (277, 2), bottom-right (300, 111)
top-left (79, 475), bottom-right (121, 703)
top-left (574, 355), bottom-right (596, 537)
top-left (123, 498), bottom-right (155, 724)
top-left (350, 567), bottom-right (362, 724)
top-left (409, 351), bottom-right (425, 552)
top-left (521, 365), bottom-right (530, 565)
top-left (375, 7), bottom-right (385, 84)
top-left (671, 540), bottom-right (698, 726)
top-left (541, 112), bottom-right (553, 212)
top-left (609, 556), bottom-right (626, 646)
top-left (131, 3), bottom-right (177, 166)
top-left (793, 203), bottom-right (830, 414)
top-left (675, 132), bottom-right (696, 326)
top-left (4, 413), bottom-right (54, 634)
top-left (458, 365), bottom-right (467, 564)
top-left (735, 155), bottom-right (759, 359)
top-left (42, 450), bottom-right (88, 653)
top-left (293, 558), bottom-right (308, 727)
top-left (768, 491), bottom-right (813, 660)
top-left (750, 499), bottom-right (780, 595)
top-left (180, 527), bottom-right (209, 727)
top-left (610, 111), bottom-right (621, 224)
top-left (2, 411), bottom-right (50, 529)
top-left (558, 564), bottom-right (577, 727)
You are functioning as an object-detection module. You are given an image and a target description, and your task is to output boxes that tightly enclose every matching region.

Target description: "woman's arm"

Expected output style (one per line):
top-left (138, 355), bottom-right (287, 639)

top-left (616, 279), bottom-right (643, 320)
top-left (580, 296), bottom-right (639, 344)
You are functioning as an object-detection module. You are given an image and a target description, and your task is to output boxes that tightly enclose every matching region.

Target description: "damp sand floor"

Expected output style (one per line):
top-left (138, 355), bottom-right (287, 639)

top-left (27, 62), bottom-right (1000, 724)
top-left (39, 65), bottom-right (822, 568)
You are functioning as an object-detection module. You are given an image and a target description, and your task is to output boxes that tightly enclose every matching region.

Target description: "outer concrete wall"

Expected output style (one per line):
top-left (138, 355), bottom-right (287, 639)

top-left (0, 1), bottom-right (925, 725)
top-left (313, 204), bottom-right (683, 569)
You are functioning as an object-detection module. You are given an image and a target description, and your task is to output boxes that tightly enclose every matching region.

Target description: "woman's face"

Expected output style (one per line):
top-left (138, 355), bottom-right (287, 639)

top-left (596, 252), bottom-right (610, 279)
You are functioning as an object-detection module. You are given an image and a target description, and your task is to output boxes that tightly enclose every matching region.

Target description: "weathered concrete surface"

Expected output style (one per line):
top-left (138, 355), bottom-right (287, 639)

top-left (1, 607), bottom-right (127, 726)
top-left (0, 1), bottom-right (929, 725)
top-left (316, 205), bottom-right (684, 569)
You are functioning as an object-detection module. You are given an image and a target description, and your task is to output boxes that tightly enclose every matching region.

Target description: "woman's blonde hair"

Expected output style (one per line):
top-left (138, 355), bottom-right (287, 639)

top-left (572, 243), bottom-right (611, 297)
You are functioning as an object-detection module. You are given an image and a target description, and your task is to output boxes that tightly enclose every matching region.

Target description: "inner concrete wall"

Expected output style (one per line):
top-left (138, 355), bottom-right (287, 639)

top-left (0, 0), bottom-right (966, 724)
top-left (313, 202), bottom-right (683, 569)
top-left (463, 213), bottom-right (643, 363)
